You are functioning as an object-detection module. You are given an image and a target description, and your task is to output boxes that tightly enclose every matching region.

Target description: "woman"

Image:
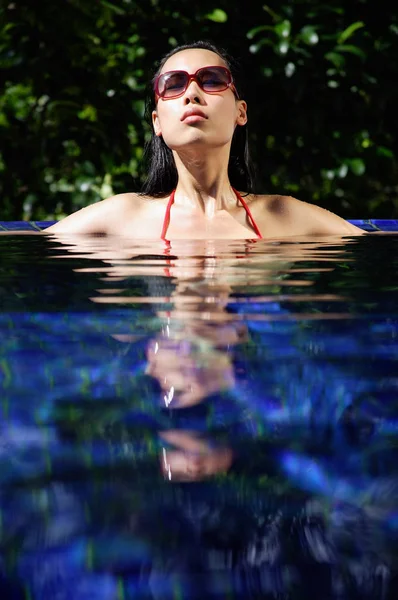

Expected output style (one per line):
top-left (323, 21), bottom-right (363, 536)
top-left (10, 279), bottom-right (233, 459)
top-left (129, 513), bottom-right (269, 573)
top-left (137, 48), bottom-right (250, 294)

top-left (45, 41), bottom-right (364, 240)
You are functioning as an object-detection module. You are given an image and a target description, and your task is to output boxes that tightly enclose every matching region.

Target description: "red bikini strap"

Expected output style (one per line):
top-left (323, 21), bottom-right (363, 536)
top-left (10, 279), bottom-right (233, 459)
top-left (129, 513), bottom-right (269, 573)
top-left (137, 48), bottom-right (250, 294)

top-left (161, 189), bottom-right (175, 240)
top-left (232, 187), bottom-right (263, 239)
top-left (161, 188), bottom-right (262, 240)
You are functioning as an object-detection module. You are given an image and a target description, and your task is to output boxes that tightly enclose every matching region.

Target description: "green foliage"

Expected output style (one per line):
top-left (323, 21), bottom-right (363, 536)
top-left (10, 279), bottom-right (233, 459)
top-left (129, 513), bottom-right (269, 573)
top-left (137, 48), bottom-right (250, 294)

top-left (0, 0), bottom-right (397, 220)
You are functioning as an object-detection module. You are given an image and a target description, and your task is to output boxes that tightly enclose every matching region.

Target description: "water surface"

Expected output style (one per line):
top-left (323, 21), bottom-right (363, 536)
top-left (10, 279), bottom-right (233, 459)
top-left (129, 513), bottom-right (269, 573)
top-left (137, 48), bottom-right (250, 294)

top-left (0, 232), bottom-right (397, 599)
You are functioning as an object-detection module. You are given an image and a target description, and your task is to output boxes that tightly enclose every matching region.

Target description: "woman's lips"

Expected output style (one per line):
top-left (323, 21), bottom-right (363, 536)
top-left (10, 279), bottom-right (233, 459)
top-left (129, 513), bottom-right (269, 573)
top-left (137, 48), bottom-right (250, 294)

top-left (182, 114), bottom-right (207, 124)
top-left (181, 109), bottom-right (207, 122)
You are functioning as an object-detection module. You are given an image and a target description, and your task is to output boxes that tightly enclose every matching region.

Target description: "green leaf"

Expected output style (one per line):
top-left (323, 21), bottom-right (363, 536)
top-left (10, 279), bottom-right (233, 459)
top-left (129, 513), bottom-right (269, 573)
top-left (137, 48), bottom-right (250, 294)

top-left (275, 19), bottom-right (291, 39)
top-left (99, 0), bottom-right (126, 15)
top-left (349, 158), bottom-right (366, 176)
top-left (2, 23), bottom-right (16, 35)
top-left (325, 51), bottom-right (345, 68)
top-left (276, 40), bottom-right (289, 55)
top-left (376, 146), bottom-right (394, 159)
top-left (335, 44), bottom-right (366, 59)
top-left (249, 38), bottom-right (273, 53)
top-left (262, 4), bottom-right (280, 21)
top-left (300, 25), bottom-right (319, 45)
top-left (321, 169), bottom-right (335, 181)
top-left (205, 9), bottom-right (228, 23)
top-left (0, 113), bottom-right (9, 127)
top-left (337, 21), bottom-right (365, 44)
top-left (291, 46), bottom-right (312, 59)
top-left (246, 25), bottom-right (273, 39)
top-left (78, 105), bottom-right (98, 122)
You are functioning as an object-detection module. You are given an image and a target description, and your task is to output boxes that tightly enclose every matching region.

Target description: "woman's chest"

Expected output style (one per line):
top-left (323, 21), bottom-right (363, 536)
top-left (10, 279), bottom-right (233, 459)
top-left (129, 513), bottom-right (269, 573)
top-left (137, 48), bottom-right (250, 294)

top-left (118, 204), bottom-right (261, 240)
top-left (110, 193), bottom-right (304, 240)
top-left (167, 209), bottom-right (258, 239)
top-left (113, 196), bottom-right (305, 241)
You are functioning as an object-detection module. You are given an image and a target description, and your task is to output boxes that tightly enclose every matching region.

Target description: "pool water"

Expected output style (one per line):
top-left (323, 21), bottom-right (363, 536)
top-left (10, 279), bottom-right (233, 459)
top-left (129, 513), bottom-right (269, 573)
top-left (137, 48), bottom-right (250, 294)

top-left (0, 225), bottom-right (398, 599)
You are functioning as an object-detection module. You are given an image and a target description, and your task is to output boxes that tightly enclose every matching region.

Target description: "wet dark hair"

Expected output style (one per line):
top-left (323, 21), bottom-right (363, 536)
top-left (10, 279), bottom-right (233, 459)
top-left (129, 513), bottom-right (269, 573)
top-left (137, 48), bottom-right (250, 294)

top-left (139, 40), bottom-right (256, 197)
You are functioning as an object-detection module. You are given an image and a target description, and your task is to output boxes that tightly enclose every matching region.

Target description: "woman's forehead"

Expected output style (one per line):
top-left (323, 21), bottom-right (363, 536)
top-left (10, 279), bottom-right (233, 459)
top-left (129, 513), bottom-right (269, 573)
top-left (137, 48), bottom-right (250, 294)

top-left (161, 49), bottom-right (226, 74)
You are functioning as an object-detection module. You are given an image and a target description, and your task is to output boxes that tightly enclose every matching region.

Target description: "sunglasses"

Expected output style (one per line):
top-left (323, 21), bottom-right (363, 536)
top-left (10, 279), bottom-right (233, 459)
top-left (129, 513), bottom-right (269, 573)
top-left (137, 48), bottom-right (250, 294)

top-left (154, 65), bottom-right (239, 100)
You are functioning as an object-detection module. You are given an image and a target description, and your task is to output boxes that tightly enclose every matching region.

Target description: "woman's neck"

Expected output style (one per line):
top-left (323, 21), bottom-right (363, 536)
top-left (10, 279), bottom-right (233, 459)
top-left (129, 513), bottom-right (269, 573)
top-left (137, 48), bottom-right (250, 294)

top-left (172, 147), bottom-right (237, 217)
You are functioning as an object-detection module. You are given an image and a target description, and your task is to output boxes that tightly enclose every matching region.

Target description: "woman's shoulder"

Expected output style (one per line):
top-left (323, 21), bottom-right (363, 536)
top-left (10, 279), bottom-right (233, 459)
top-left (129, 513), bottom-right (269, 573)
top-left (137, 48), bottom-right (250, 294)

top-left (249, 192), bottom-right (292, 212)
top-left (44, 192), bottom-right (147, 235)
top-left (248, 193), bottom-right (365, 236)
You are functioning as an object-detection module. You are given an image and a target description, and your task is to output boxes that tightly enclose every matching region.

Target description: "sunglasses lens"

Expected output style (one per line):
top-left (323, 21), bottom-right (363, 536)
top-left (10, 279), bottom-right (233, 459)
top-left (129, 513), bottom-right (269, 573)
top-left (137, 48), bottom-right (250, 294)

top-left (158, 72), bottom-right (188, 98)
top-left (198, 67), bottom-right (230, 91)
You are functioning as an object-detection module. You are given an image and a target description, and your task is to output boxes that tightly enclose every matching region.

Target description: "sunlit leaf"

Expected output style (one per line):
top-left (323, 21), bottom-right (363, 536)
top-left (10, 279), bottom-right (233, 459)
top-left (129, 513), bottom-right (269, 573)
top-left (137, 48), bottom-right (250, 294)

top-left (100, 173), bottom-right (114, 198)
top-left (275, 20), bottom-right (291, 39)
top-left (300, 26), bottom-right (319, 45)
top-left (246, 25), bottom-right (273, 39)
top-left (349, 158), bottom-right (366, 176)
top-left (337, 21), bottom-right (365, 44)
top-left (276, 40), bottom-right (289, 55)
top-left (335, 44), bottom-right (366, 59)
top-left (78, 105), bottom-right (98, 122)
top-left (205, 9), bottom-right (227, 23)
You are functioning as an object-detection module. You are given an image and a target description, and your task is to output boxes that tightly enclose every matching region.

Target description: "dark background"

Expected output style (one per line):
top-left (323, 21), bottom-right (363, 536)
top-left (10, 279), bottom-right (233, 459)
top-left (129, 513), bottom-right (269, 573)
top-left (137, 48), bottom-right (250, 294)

top-left (1, 0), bottom-right (397, 221)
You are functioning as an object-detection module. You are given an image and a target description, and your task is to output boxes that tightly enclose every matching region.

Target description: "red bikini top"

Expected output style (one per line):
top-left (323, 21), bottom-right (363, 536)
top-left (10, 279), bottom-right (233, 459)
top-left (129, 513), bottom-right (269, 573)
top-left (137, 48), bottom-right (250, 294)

top-left (161, 188), bottom-right (263, 240)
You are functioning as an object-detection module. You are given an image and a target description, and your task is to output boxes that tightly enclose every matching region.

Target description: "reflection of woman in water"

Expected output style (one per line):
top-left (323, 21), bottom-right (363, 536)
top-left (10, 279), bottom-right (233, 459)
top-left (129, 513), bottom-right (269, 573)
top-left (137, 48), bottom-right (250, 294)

top-left (2, 264), bottom-right (397, 599)
top-left (45, 40), bottom-right (364, 239)
top-left (144, 268), bottom-right (250, 482)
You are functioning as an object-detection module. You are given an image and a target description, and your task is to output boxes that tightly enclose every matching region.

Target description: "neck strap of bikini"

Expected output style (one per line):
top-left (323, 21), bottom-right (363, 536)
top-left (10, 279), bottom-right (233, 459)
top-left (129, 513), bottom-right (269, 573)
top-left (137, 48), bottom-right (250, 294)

top-left (161, 188), bottom-right (262, 240)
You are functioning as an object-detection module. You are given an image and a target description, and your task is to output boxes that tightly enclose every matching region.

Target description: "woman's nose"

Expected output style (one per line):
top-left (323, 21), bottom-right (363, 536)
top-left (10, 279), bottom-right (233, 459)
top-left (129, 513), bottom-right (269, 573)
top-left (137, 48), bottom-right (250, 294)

top-left (184, 80), bottom-right (204, 104)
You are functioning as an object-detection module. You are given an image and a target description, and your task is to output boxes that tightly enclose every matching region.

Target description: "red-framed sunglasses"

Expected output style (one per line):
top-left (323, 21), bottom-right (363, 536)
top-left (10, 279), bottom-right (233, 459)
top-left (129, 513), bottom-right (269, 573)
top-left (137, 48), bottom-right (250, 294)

top-left (154, 65), bottom-right (239, 100)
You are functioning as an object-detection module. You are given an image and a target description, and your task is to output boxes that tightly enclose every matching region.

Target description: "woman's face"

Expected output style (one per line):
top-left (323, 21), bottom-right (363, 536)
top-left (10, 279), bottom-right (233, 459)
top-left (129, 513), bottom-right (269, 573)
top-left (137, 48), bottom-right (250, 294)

top-left (152, 49), bottom-right (247, 153)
